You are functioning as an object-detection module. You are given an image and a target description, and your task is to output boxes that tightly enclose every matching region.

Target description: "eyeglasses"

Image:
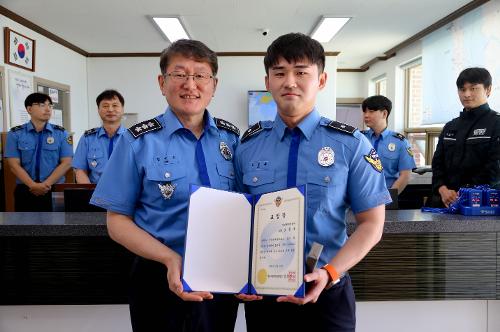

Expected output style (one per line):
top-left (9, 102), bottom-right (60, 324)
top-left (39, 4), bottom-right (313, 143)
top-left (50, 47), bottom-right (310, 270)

top-left (165, 71), bottom-right (214, 84)
top-left (32, 102), bottom-right (54, 109)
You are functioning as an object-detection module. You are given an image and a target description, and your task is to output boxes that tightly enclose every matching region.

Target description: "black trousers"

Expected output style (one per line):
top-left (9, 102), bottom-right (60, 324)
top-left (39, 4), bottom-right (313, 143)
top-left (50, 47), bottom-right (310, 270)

top-left (129, 256), bottom-right (239, 332)
top-left (14, 184), bottom-right (53, 212)
top-left (245, 274), bottom-right (356, 332)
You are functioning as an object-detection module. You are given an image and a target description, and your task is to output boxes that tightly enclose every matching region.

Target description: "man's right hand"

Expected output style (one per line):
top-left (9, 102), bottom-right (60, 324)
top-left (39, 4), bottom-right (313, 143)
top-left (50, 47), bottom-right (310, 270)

top-left (438, 185), bottom-right (458, 207)
top-left (164, 252), bottom-right (213, 302)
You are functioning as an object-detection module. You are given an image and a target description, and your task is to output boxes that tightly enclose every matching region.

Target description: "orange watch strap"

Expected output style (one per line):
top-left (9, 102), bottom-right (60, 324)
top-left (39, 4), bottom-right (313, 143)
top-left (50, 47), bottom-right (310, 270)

top-left (321, 263), bottom-right (340, 283)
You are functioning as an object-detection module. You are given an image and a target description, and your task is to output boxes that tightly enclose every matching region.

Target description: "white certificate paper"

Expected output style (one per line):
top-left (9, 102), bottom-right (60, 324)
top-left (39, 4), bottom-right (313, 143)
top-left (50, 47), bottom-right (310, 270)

top-left (182, 186), bottom-right (305, 297)
top-left (251, 187), bottom-right (305, 296)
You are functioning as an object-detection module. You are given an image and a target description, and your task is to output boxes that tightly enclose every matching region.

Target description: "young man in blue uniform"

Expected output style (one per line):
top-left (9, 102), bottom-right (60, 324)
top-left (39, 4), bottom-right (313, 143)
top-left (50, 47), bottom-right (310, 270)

top-left (432, 67), bottom-right (500, 207)
top-left (73, 89), bottom-right (126, 183)
top-left (362, 95), bottom-right (416, 194)
top-left (90, 40), bottom-right (240, 332)
top-left (234, 33), bottom-right (391, 332)
top-left (6, 92), bottom-right (73, 211)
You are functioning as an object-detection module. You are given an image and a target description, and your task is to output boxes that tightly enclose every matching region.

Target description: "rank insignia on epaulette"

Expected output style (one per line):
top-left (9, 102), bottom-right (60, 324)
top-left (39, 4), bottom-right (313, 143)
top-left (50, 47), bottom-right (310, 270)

top-left (364, 148), bottom-right (383, 173)
top-left (241, 122), bottom-right (263, 142)
top-left (406, 147), bottom-right (413, 157)
top-left (214, 118), bottom-right (240, 136)
top-left (128, 118), bottom-right (162, 139)
top-left (327, 121), bottom-right (356, 135)
top-left (53, 124), bottom-right (65, 131)
top-left (10, 125), bottom-right (23, 132)
top-left (84, 127), bottom-right (99, 136)
top-left (393, 133), bottom-right (405, 141)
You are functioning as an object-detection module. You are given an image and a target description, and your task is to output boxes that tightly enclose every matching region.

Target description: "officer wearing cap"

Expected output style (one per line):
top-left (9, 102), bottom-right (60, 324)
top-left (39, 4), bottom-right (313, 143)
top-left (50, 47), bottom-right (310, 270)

top-left (234, 33), bottom-right (390, 332)
top-left (90, 40), bottom-right (239, 332)
top-left (73, 89), bottom-right (126, 183)
top-left (362, 95), bottom-right (416, 194)
top-left (5, 92), bottom-right (73, 212)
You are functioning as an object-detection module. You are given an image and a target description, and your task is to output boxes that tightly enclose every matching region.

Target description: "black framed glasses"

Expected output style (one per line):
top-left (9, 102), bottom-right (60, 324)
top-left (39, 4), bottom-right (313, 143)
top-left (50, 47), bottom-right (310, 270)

top-left (165, 71), bottom-right (214, 84)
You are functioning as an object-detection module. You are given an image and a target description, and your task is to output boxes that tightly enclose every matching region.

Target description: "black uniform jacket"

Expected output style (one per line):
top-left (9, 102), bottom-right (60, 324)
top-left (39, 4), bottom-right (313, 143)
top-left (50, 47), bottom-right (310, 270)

top-left (431, 103), bottom-right (500, 206)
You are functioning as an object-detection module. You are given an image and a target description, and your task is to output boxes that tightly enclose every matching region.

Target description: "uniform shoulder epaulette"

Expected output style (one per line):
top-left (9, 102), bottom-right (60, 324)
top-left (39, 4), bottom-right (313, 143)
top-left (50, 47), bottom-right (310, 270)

top-left (241, 122), bottom-right (264, 143)
top-left (393, 132), bottom-right (406, 141)
top-left (84, 127), bottom-right (99, 136)
top-left (10, 125), bottom-right (23, 132)
top-left (53, 124), bottom-right (65, 131)
top-left (128, 118), bottom-right (162, 139)
top-left (214, 117), bottom-right (240, 136)
top-left (326, 120), bottom-right (356, 135)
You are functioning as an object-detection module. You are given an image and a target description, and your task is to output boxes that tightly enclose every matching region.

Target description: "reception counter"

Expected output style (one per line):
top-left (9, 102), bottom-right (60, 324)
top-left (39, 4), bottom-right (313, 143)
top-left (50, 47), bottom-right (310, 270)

top-left (0, 211), bottom-right (498, 304)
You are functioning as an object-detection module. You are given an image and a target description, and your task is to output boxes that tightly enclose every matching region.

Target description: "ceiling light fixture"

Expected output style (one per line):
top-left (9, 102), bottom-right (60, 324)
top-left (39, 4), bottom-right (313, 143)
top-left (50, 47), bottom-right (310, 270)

top-left (311, 16), bottom-right (351, 43)
top-left (151, 16), bottom-right (190, 43)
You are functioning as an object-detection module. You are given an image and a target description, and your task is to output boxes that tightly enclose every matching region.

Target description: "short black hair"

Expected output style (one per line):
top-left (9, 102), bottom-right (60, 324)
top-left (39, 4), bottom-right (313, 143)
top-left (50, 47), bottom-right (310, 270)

top-left (159, 39), bottom-right (218, 76)
top-left (24, 93), bottom-right (52, 108)
top-left (264, 33), bottom-right (325, 74)
top-left (456, 67), bottom-right (492, 89)
top-left (96, 89), bottom-right (124, 107)
top-left (362, 95), bottom-right (392, 116)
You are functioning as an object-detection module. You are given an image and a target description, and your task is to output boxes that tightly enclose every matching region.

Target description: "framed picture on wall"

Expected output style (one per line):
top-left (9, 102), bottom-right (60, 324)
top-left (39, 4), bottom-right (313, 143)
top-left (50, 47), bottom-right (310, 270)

top-left (4, 27), bottom-right (36, 72)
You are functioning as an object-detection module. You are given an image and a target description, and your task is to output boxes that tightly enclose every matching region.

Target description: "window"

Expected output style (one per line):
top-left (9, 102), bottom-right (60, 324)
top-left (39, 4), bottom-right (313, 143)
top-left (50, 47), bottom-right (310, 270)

top-left (402, 58), bottom-right (442, 166)
top-left (374, 76), bottom-right (387, 96)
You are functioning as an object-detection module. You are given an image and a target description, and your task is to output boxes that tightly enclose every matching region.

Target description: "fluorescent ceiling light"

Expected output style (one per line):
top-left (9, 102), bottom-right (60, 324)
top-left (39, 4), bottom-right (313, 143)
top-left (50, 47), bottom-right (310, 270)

top-left (152, 17), bottom-right (190, 42)
top-left (311, 17), bottom-right (351, 43)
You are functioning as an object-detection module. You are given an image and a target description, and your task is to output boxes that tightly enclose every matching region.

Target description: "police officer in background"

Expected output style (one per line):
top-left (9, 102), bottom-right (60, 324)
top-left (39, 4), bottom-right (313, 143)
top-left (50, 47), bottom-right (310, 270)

top-left (362, 95), bottom-right (416, 194)
top-left (5, 92), bottom-right (73, 211)
top-left (234, 33), bottom-right (391, 332)
top-left (73, 89), bottom-right (126, 183)
top-left (90, 40), bottom-right (239, 332)
top-left (431, 67), bottom-right (500, 207)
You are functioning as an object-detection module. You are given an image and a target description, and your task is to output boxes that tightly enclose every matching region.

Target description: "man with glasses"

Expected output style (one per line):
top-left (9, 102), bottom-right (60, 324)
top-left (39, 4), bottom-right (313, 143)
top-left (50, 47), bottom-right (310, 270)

top-left (73, 89), bottom-right (126, 183)
top-left (5, 92), bottom-right (73, 211)
top-left (91, 40), bottom-right (240, 332)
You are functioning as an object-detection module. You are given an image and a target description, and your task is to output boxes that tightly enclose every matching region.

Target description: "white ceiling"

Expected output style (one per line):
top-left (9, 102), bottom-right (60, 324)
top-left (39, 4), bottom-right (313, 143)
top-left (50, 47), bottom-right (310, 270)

top-left (1, 0), bottom-right (473, 68)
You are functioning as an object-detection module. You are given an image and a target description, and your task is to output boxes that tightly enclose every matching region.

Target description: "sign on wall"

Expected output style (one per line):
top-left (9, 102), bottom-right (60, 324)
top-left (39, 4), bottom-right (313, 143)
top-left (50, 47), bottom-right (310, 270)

top-left (4, 27), bottom-right (36, 72)
top-left (8, 70), bottom-right (33, 126)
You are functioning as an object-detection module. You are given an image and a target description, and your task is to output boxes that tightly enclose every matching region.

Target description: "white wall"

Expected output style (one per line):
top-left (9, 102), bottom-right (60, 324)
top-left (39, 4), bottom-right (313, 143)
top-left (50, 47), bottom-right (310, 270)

top-left (87, 55), bottom-right (337, 133)
top-left (0, 15), bottom-right (88, 143)
top-left (2, 301), bottom-right (499, 332)
top-left (337, 72), bottom-right (364, 99)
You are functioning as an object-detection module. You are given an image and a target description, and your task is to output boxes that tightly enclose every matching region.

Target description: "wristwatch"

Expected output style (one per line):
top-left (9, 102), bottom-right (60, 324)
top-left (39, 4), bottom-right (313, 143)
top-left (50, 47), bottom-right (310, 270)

top-left (321, 264), bottom-right (340, 290)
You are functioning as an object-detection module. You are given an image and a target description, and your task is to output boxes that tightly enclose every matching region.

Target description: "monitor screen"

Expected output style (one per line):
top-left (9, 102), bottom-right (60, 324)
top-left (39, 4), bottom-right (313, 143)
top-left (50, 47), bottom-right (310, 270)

top-left (248, 91), bottom-right (277, 126)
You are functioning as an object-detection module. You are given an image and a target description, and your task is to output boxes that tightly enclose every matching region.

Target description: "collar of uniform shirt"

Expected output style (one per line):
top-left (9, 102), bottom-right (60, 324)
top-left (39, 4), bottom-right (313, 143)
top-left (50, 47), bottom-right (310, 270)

top-left (274, 107), bottom-right (320, 141)
top-left (98, 125), bottom-right (126, 138)
top-left (28, 121), bottom-right (52, 133)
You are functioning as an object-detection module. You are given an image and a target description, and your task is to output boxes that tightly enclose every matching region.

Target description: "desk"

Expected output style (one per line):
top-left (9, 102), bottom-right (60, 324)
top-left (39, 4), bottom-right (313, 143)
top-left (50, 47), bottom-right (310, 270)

top-left (0, 211), bottom-right (498, 304)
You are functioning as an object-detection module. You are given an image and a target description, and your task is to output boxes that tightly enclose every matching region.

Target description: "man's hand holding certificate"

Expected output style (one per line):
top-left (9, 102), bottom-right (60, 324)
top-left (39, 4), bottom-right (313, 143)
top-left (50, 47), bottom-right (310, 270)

top-left (182, 186), bottom-right (306, 297)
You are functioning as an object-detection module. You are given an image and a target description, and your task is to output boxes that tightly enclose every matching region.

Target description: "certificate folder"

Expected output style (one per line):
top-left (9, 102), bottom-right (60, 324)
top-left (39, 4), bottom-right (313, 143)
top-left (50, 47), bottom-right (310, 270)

top-left (182, 185), bottom-right (306, 297)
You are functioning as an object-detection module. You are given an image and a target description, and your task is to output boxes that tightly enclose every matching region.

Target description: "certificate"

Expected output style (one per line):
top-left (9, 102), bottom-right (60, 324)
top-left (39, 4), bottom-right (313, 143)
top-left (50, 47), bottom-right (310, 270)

top-left (182, 186), bottom-right (305, 297)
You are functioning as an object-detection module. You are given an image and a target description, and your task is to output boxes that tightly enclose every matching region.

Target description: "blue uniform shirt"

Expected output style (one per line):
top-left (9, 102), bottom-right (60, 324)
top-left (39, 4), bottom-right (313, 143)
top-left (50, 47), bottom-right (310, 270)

top-left (5, 121), bottom-right (73, 183)
top-left (234, 109), bottom-right (391, 267)
top-left (363, 128), bottom-right (416, 188)
top-left (72, 125), bottom-right (126, 183)
top-left (90, 108), bottom-right (240, 256)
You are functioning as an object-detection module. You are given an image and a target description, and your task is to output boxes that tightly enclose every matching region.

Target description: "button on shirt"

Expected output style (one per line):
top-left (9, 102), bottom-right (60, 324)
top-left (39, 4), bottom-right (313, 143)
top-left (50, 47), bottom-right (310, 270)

top-left (234, 109), bottom-right (391, 267)
top-left (72, 125), bottom-right (126, 183)
top-left (90, 108), bottom-right (239, 256)
top-left (5, 121), bottom-right (73, 183)
top-left (363, 128), bottom-right (416, 188)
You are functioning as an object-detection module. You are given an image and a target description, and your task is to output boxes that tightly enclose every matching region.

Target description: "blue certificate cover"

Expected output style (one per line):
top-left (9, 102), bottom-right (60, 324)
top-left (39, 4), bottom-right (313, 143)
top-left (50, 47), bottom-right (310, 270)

top-left (182, 186), bottom-right (306, 297)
